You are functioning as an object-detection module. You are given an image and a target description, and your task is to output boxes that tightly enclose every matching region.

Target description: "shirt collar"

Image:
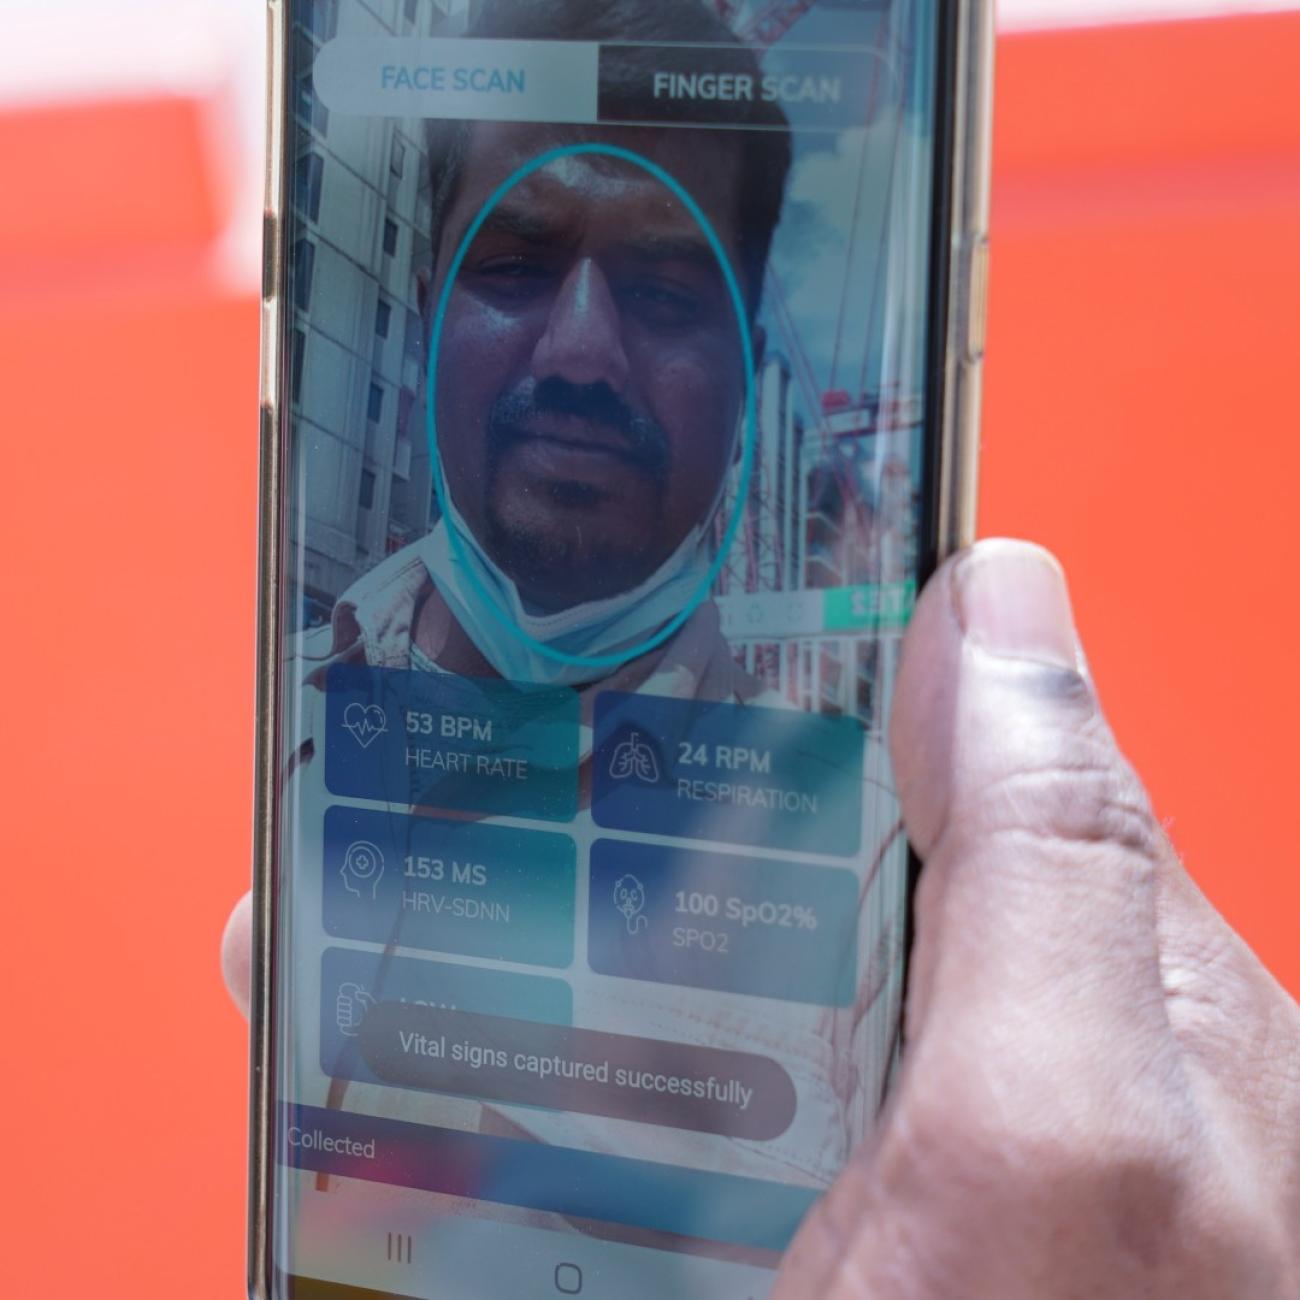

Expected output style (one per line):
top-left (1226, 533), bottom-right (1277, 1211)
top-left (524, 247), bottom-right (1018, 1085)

top-left (309, 538), bottom-right (766, 707)
top-left (326, 543), bottom-right (433, 670)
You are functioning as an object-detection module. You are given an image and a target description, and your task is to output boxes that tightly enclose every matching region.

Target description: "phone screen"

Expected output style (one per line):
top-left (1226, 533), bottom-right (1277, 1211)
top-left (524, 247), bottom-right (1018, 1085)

top-left (270, 0), bottom-right (946, 1295)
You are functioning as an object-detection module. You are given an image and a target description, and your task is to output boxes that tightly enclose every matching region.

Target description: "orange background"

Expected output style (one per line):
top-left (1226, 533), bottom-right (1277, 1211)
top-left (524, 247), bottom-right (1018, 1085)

top-left (1, 13), bottom-right (1296, 1298)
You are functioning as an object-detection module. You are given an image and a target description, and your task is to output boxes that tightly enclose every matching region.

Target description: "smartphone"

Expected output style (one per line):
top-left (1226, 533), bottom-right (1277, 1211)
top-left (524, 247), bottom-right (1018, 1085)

top-left (250, 1), bottom-right (991, 1296)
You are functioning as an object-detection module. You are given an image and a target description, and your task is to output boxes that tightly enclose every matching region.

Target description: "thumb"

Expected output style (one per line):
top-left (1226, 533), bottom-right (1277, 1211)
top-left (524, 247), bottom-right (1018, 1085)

top-left (221, 891), bottom-right (253, 1021)
top-left (889, 538), bottom-right (1170, 1051)
top-left (772, 540), bottom-right (1187, 1298)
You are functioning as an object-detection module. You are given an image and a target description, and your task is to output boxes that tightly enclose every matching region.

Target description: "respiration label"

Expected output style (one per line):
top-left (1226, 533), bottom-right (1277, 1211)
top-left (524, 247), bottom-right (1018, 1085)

top-left (592, 691), bottom-right (863, 855)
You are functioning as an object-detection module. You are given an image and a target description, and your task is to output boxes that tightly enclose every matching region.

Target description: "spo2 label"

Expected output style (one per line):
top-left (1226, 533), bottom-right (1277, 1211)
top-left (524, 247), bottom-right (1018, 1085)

top-left (588, 839), bottom-right (858, 1007)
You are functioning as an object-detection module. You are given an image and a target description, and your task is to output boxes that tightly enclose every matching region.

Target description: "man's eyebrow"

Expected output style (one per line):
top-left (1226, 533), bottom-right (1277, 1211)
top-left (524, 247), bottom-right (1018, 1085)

top-left (470, 205), bottom-right (569, 245)
top-left (455, 209), bottom-right (724, 272)
top-left (613, 234), bottom-right (723, 274)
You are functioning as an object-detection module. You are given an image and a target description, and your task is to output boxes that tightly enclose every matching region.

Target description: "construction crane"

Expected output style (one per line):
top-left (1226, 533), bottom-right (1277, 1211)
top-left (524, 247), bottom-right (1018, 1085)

top-left (710, 0), bottom-right (917, 719)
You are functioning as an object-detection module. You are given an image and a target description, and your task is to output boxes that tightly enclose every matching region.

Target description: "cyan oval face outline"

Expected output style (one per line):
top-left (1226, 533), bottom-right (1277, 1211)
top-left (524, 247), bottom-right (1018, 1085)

top-left (426, 141), bottom-right (758, 673)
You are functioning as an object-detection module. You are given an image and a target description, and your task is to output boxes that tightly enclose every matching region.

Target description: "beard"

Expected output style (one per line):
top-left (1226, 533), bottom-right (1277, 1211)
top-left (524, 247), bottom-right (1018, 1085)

top-left (480, 375), bottom-right (674, 608)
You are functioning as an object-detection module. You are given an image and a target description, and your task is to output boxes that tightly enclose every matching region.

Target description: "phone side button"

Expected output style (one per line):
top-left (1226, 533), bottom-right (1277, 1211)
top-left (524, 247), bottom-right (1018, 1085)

top-left (260, 301), bottom-right (278, 408)
top-left (262, 211), bottom-right (278, 302)
top-left (965, 234), bottom-right (989, 364)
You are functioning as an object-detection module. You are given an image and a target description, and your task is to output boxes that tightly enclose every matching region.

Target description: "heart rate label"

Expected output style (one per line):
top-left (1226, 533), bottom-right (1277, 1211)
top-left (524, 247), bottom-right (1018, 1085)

top-left (324, 664), bottom-right (579, 821)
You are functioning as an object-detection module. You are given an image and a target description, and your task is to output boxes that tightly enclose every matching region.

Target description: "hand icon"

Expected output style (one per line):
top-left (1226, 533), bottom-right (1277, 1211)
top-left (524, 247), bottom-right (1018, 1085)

top-left (335, 982), bottom-right (376, 1037)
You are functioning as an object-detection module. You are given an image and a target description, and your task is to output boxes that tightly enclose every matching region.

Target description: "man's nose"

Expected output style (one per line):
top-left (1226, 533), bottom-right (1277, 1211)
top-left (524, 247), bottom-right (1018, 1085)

top-left (531, 258), bottom-right (630, 393)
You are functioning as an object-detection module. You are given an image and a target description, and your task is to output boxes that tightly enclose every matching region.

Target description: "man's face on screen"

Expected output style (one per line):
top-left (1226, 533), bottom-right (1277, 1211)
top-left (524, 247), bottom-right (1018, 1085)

top-left (432, 122), bottom-right (752, 612)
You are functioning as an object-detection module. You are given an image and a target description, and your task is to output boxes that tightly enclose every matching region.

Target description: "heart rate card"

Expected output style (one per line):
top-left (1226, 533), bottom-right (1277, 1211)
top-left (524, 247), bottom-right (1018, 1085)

top-left (323, 663), bottom-right (580, 822)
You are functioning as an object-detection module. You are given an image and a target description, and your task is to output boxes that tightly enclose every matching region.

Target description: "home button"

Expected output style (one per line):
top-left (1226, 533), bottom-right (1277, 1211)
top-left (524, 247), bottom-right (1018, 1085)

top-left (554, 1261), bottom-right (583, 1294)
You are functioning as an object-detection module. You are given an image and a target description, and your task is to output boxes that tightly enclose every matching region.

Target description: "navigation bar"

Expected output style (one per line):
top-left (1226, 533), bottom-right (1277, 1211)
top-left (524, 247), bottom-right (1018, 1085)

top-left (280, 1102), bottom-right (820, 1252)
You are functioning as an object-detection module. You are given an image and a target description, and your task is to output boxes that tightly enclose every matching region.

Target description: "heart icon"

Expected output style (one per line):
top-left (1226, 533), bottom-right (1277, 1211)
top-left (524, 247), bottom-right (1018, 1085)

top-left (342, 703), bottom-right (388, 749)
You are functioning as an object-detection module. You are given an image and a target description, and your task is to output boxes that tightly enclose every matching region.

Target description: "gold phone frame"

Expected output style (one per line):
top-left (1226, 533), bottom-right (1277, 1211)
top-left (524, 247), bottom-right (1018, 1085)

top-left (246, 3), bottom-right (993, 1294)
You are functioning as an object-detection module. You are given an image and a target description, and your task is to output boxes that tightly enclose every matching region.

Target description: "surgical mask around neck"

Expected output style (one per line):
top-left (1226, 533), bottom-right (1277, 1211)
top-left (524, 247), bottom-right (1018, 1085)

top-left (421, 499), bottom-right (711, 687)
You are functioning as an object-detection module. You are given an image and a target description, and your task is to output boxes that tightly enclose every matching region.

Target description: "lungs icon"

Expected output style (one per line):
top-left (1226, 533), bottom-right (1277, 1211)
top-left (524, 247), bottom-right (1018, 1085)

top-left (609, 731), bottom-right (660, 784)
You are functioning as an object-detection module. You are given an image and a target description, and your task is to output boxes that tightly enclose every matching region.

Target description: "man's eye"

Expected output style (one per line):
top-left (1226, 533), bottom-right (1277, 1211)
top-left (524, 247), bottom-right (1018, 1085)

top-left (483, 258), bottom-right (539, 277)
top-left (623, 280), bottom-right (702, 329)
top-left (469, 257), bottom-right (552, 298)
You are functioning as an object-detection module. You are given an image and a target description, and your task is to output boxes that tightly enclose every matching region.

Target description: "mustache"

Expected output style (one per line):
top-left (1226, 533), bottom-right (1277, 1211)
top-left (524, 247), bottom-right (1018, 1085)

top-left (486, 377), bottom-right (670, 475)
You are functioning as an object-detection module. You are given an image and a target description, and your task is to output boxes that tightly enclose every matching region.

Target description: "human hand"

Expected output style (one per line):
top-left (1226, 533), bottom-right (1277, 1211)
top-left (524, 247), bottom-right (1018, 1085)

top-left (219, 540), bottom-right (1300, 1297)
top-left (772, 539), bottom-right (1300, 1299)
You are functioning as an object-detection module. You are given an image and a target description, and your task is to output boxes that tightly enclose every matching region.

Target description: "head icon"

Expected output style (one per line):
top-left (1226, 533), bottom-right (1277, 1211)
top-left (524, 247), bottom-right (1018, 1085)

top-left (341, 840), bottom-right (386, 900)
